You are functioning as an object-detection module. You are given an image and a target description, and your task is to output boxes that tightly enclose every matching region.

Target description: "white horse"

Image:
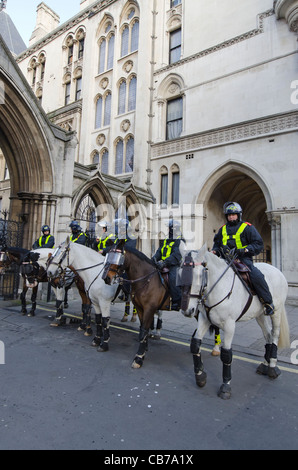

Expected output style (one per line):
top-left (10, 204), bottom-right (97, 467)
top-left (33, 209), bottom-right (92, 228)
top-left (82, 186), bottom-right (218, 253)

top-left (46, 240), bottom-right (118, 351)
top-left (180, 245), bottom-right (290, 399)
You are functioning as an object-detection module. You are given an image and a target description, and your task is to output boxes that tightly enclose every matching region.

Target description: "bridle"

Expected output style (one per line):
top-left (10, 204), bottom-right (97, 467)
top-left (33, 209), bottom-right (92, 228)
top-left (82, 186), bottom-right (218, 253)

top-left (181, 251), bottom-right (253, 322)
top-left (47, 243), bottom-right (105, 291)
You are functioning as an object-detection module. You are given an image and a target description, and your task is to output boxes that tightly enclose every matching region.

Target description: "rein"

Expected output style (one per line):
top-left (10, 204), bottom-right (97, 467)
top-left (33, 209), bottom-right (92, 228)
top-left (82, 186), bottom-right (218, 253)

top-left (192, 255), bottom-right (252, 323)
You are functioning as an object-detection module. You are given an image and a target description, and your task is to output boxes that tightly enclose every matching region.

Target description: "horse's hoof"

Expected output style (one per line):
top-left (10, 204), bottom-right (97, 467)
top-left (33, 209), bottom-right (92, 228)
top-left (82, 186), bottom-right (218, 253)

top-left (211, 346), bottom-right (220, 356)
top-left (97, 342), bottom-right (109, 352)
top-left (256, 363), bottom-right (269, 375)
top-left (91, 337), bottom-right (100, 347)
top-left (50, 321), bottom-right (60, 327)
top-left (131, 315), bottom-right (137, 322)
top-left (195, 371), bottom-right (207, 388)
top-left (218, 383), bottom-right (231, 399)
top-left (121, 315), bottom-right (128, 322)
top-left (132, 360), bottom-right (142, 369)
top-left (21, 310), bottom-right (27, 316)
top-left (64, 303), bottom-right (68, 309)
top-left (77, 325), bottom-right (86, 332)
top-left (84, 328), bottom-right (93, 336)
top-left (268, 366), bottom-right (281, 379)
top-left (27, 312), bottom-right (35, 317)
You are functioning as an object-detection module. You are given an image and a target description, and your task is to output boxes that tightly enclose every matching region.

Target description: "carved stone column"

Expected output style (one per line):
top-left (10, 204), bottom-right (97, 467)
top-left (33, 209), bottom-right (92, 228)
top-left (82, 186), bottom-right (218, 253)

top-left (274, 0), bottom-right (298, 32)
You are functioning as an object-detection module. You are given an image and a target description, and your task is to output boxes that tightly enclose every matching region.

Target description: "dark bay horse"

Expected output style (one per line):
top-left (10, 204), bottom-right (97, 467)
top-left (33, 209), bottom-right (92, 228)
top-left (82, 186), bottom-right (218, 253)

top-left (103, 240), bottom-right (192, 368)
top-left (0, 246), bottom-right (90, 328)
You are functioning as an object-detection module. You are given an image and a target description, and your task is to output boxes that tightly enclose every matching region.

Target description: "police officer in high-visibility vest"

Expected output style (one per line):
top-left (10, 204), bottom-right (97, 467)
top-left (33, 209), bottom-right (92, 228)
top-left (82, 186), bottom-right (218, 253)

top-left (32, 225), bottom-right (55, 249)
top-left (212, 201), bottom-right (274, 315)
top-left (69, 221), bottom-right (88, 245)
top-left (153, 219), bottom-right (185, 311)
top-left (93, 220), bottom-right (115, 253)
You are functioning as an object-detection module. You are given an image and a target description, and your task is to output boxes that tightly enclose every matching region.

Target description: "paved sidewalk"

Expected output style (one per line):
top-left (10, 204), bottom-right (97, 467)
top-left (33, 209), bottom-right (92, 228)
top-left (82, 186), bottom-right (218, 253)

top-left (1, 290), bottom-right (297, 365)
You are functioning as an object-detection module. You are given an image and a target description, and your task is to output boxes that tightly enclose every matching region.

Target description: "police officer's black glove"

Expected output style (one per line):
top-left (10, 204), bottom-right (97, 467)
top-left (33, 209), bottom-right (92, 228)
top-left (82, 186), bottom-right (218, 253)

top-left (156, 260), bottom-right (165, 270)
top-left (236, 248), bottom-right (247, 256)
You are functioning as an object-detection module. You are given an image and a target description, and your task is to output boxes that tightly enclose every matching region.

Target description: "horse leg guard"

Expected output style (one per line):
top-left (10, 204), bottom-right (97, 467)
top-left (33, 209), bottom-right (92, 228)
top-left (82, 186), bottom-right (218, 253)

top-left (218, 347), bottom-right (232, 399)
top-left (212, 328), bottom-right (221, 356)
top-left (50, 300), bottom-right (65, 326)
top-left (97, 316), bottom-right (110, 352)
top-left (121, 301), bottom-right (130, 322)
top-left (91, 314), bottom-right (102, 347)
top-left (131, 306), bottom-right (138, 322)
top-left (78, 303), bottom-right (88, 332)
top-left (82, 304), bottom-right (92, 336)
top-left (191, 337), bottom-right (207, 388)
top-left (256, 343), bottom-right (271, 376)
top-left (28, 297), bottom-right (37, 317)
top-left (20, 291), bottom-right (27, 315)
top-left (132, 327), bottom-right (149, 368)
top-left (268, 343), bottom-right (281, 379)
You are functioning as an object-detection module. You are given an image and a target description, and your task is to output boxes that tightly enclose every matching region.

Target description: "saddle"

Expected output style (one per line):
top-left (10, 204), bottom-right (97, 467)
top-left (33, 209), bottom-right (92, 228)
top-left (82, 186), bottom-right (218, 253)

top-left (233, 259), bottom-right (255, 294)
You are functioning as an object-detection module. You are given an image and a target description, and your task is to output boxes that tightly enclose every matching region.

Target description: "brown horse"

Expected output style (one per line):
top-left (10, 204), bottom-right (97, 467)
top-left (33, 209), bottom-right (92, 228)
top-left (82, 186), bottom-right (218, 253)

top-left (0, 246), bottom-right (91, 333)
top-left (103, 240), bottom-right (187, 368)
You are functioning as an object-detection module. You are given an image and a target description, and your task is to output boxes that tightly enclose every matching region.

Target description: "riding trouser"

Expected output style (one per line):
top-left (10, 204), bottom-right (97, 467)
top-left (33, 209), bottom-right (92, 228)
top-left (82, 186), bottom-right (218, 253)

top-left (242, 257), bottom-right (273, 304)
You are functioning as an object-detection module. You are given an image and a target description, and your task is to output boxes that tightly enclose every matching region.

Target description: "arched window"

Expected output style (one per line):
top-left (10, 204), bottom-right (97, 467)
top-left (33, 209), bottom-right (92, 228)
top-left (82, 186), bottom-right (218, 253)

top-left (98, 39), bottom-right (106, 74)
top-left (107, 33), bottom-right (115, 69)
top-left (131, 20), bottom-right (139, 52)
top-left (160, 167), bottom-right (168, 206)
top-left (101, 149), bottom-right (109, 174)
top-left (103, 92), bottom-right (112, 126)
top-left (128, 76), bottom-right (137, 111)
top-left (171, 166), bottom-right (180, 205)
top-left (125, 136), bottom-right (134, 172)
top-left (95, 95), bottom-right (103, 128)
top-left (118, 80), bottom-right (126, 114)
top-left (93, 151), bottom-right (99, 164)
top-left (115, 139), bottom-right (124, 174)
top-left (121, 26), bottom-right (129, 57)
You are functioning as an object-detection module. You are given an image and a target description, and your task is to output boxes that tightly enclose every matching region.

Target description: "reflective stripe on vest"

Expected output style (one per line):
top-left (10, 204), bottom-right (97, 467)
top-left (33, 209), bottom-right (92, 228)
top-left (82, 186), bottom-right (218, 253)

top-left (70, 232), bottom-right (84, 243)
top-left (222, 223), bottom-right (248, 249)
top-left (97, 233), bottom-right (114, 250)
top-left (161, 236), bottom-right (181, 260)
top-left (39, 235), bottom-right (51, 246)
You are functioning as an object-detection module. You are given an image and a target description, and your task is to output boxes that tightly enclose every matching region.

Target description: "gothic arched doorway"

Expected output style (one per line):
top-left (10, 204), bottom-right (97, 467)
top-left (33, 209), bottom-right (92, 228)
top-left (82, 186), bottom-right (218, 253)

top-left (201, 165), bottom-right (272, 262)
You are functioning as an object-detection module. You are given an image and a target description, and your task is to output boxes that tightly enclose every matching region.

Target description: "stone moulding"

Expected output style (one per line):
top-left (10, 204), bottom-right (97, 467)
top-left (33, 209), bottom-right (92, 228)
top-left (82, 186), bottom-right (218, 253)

top-left (151, 111), bottom-right (298, 159)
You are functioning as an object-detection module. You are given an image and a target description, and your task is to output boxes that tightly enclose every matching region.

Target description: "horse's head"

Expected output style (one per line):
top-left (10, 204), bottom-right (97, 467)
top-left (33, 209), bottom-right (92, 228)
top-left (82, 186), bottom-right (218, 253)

top-left (0, 250), bottom-right (11, 274)
top-left (20, 251), bottom-right (42, 287)
top-left (179, 245), bottom-right (208, 317)
top-left (102, 242), bottom-right (125, 285)
top-left (46, 241), bottom-right (69, 284)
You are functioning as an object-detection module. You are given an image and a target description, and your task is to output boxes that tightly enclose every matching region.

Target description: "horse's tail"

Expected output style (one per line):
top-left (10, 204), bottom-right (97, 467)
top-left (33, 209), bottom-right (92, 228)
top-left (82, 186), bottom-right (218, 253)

top-left (278, 304), bottom-right (290, 349)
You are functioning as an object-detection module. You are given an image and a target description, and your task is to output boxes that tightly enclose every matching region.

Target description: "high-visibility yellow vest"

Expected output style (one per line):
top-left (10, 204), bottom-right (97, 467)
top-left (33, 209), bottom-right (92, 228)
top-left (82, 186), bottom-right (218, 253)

top-left (97, 233), bottom-right (114, 250)
top-left (161, 237), bottom-right (181, 260)
top-left (70, 232), bottom-right (85, 243)
top-left (39, 235), bottom-right (52, 246)
top-left (222, 223), bottom-right (248, 249)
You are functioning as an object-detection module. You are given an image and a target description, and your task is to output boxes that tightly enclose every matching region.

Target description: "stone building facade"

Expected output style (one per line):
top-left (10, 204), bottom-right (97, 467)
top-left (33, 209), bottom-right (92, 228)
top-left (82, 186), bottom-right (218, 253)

top-left (0, 0), bottom-right (297, 300)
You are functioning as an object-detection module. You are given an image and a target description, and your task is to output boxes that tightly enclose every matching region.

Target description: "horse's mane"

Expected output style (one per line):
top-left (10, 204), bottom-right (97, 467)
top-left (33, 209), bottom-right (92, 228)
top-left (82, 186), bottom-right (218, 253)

top-left (7, 246), bottom-right (30, 256)
top-left (124, 246), bottom-right (154, 266)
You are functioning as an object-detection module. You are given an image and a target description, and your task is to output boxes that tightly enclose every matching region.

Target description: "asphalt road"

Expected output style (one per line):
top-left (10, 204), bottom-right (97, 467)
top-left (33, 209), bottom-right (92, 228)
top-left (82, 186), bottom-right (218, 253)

top-left (0, 304), bottom-right (297, 451)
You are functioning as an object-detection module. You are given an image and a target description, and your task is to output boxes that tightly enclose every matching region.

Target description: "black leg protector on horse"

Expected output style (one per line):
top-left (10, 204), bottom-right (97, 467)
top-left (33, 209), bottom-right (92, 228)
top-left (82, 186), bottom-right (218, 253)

top-left (55, 299), bottom-right (66, 325)
top-left (20, 290), bottom-right (27, 314)
top-left (98, 316), bottom-right (110, 352)
top-left (134, 327), bottom-right (149, 366)
top-left (190, 336), bottom-right (207, 388)
top-left (91, 313), bottom-right (102, 346)
top-left (82, 304), bottom-right (92, 336)
top-left (29, 291), bottom-right (37, 316)
top-left (221, 347), bottom-right (233, 384)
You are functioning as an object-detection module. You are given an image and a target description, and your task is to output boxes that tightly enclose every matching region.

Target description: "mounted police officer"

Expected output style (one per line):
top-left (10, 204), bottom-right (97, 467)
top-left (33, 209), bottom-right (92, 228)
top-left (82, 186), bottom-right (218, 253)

top-left (93, 220), bottom-right (115, 253)
top-left (32, 225), bottom-right (55, 249)
top-left (212, 201), bottom-right (275, 315)
top-left (69, 221), bottom-right (88, 245)
top-left (152, 219), bottom-right (184, 311)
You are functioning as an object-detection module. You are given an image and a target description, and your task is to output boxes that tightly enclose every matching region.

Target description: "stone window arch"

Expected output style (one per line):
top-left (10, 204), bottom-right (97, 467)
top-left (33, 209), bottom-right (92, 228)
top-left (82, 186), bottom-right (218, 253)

top-left (160, 166), bottom-right (169, 206)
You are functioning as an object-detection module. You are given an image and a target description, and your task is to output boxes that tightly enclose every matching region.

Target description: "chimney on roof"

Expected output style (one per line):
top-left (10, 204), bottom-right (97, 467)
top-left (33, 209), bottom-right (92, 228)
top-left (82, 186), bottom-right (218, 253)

top-left (29, 2), bottom-right (60, 46)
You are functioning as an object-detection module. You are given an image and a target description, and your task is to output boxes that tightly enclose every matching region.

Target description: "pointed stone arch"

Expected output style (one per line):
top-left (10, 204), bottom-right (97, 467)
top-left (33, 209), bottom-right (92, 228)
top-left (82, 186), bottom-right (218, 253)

top-left (197, 161), bottom-right (273, 260)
